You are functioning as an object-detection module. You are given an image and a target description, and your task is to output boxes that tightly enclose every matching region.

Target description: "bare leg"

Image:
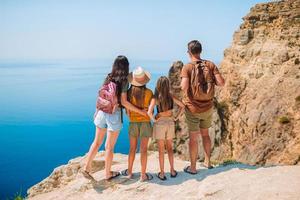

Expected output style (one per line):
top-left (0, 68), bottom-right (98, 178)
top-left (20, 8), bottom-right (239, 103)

top-left (189, 131), bottom-right (199, 173)
top-left (128, 136), bottom-right (138, 178)
top-left (84, 127), bottom-right (106, 172)
top-left (166, 139), bottom-right (176, 175)
top-left (200, 128), bottom-right (211, 167)
top-left (104, 130), bottom-right (120, 179)
top-left (140, 137), bottom-right (149, 181)
top-left (157, 139), bottom-right (165, 178)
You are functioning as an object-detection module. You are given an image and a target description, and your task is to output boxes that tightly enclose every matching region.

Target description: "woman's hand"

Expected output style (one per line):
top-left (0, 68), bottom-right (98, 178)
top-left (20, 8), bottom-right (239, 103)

top-left (112, 103), bottom-right (119, 113)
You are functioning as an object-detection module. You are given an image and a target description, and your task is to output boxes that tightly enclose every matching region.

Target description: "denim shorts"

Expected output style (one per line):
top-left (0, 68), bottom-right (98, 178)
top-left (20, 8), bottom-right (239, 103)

top-left (94, 109), bottom-right (122, 132)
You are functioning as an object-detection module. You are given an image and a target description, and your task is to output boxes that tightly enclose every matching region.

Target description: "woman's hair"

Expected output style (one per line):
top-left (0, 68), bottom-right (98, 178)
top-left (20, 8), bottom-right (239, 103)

top-left (154, 76), bottom-right (173, 112)
top-left (104, 55), bottom-right (129, 102)
top-left (128, 85), bottom-right (146, 109)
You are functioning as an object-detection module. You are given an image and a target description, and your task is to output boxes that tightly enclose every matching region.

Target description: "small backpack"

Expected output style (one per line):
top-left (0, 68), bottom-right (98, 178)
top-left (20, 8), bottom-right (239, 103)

top-left (96, 81), bottom-right (118, 114)
top-left (190, 60), bottom-right (215, 101)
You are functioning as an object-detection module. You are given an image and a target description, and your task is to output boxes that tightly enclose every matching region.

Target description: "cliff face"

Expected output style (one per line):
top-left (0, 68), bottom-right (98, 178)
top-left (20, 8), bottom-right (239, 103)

top-left (169, 0), bottom-right (300, 165)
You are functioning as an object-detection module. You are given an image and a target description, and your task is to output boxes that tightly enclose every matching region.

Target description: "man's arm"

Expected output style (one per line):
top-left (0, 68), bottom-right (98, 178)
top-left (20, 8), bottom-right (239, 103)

top-left (211, 62), bottom-right (225, 87)
top-left (214, 74), bottom-right (225, 87)
top-left (181, 77), bottom-right (189, 93)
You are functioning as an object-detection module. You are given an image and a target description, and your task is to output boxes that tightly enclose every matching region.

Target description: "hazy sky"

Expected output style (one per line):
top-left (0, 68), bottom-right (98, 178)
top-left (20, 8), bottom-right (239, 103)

top-left (0, 0), bottom-right (267, 62)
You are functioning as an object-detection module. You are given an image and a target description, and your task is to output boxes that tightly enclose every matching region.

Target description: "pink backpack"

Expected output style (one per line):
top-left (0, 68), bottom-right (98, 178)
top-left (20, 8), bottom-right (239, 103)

top-left (96, 81), bottom-right (118, 114)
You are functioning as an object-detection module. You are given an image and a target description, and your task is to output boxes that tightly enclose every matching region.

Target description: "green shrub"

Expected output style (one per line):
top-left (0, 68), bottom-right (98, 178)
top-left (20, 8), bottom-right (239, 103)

top-left (278, 116), bottom-right (290, 124)
top-left (6, 190), bottom-right (25, 200)
top-left (216, 101), bottom-right (228, 110)
top-left (175, 122), bottom-right (181, 132)
top-left (220, 159), bottom-right (239, 166)
top-left (14, 195), bottom-right (24, 200)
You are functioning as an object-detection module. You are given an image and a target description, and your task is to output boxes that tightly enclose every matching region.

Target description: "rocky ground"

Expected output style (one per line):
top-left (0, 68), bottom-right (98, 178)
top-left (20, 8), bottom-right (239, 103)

top-left (27, 152), bottom-right (300, 200)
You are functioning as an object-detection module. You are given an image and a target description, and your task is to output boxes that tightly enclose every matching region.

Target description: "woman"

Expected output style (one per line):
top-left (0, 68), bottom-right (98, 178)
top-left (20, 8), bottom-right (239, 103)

top-left (148, 76), bottom-right (185, 180)
top-left (121, 66), bottom-right (153, 181)
top-left (82, 56), bottom-right (147, 180)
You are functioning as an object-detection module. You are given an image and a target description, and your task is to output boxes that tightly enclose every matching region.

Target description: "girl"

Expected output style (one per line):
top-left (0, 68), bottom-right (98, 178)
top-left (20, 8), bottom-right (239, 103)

top-left (122, 66), bottom-right (153, 181)
top-left (82, 56), bottom-right (147, 180)
top-left (148, 76), bottom-right (185, 181)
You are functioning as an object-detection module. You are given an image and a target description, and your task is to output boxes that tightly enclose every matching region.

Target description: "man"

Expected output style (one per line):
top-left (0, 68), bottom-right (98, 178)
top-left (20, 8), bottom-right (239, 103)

top-left (181, 40), bottom-right (225, 174)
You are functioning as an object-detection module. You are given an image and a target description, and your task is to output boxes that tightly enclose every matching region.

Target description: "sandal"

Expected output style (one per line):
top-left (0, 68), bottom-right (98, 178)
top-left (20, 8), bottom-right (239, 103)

top-left (157, 172), bottom-right (167, 181)
top-left (183, 166), bottom-right (197, 175)
top-left (121, 169), bottom-right (129, 176)
top-left (140, 173), bottom-right (153, 182)
top-left (170, 170), bottom-right (178, 178)
top-left (205, 165), bottom-right (214, 169)
top-left (106, 171), bottom-right (120, 180)
top-left (82, 170), bottom-right (95, 180)
top-left (202, 163), bottom-right (214, 169)
top-left (121, 169), bottom-right (133, 178)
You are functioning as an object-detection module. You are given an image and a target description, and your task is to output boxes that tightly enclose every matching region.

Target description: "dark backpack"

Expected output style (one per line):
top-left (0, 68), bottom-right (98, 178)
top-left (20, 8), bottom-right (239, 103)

top-left (190, 60), bottom-right (215, 101)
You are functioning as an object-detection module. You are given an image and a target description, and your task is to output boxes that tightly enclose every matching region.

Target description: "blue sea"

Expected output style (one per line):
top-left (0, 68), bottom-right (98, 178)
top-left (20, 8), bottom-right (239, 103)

top-left (0, 60), bottom-right (172, 199)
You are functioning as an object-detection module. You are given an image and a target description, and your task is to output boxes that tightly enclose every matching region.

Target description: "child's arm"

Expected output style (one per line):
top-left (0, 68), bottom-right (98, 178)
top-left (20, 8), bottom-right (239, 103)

top-left (121, 92), bottom-right (148, 117)
top-left (173, 96), bottom-right (185, 121)
top-left (147, 98), bottom-right (157, 122)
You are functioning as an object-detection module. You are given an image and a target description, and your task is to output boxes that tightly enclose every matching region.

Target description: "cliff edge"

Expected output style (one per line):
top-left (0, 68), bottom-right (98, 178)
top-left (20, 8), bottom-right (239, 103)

top-left (27, 152), bottom-right (300, 200)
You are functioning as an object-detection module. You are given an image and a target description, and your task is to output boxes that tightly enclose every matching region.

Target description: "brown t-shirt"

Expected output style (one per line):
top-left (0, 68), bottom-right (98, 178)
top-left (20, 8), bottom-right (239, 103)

top-left (180, 59), bottom-right (220, 113)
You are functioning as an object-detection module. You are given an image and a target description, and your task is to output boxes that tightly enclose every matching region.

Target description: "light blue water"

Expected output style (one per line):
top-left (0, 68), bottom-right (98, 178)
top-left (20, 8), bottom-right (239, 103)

top-left (0, 60), bottom-right (170, 199)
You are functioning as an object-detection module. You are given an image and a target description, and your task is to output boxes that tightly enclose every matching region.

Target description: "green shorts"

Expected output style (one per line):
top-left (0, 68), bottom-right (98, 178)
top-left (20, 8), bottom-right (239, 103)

top-left (129, 122), bottom-right (152, 138)
top-left (185, 107), bottom-right (213, 131)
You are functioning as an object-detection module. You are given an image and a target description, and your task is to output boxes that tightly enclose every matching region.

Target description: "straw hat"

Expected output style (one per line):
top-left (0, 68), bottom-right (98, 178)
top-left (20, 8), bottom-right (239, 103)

top-left (128, 66), bottom-right (151, 86)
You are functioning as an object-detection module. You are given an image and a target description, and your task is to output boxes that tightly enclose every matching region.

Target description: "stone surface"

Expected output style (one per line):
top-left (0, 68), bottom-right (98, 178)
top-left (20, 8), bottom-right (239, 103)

top-left (27, 152), bottom-right (300, 200)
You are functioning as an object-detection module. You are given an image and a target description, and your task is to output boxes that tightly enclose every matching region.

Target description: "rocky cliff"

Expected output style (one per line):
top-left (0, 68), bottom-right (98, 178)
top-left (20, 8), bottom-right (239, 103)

top-left (168, 0), bottom-right (300, 165)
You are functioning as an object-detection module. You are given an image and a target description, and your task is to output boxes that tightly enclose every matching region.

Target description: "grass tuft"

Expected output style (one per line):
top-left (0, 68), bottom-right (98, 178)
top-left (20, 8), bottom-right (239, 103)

top-left (278, 116), bottom-right (290, 124)
top-left (6, 190), bottom-right (25, 200)
top-left (220, 159), bottom-right (240, 166)
top-left (216, 101), bottom-right (228, 111)
top-left (13, 195), bottom-right (24, 200)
